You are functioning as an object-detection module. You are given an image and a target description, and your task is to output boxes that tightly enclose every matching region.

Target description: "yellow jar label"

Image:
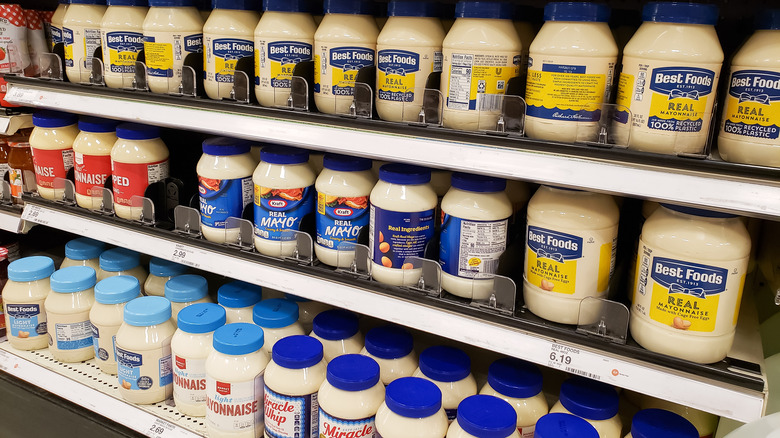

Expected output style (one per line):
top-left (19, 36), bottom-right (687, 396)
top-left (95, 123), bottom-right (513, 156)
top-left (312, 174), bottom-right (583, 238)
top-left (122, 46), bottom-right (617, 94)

top-left (720, 69), bottom-right (780, 143)
top-left (314, 44), bottom-right (376, 97)
top-left (442, 50), bottom-right (520, 112)
top-left (103, 31), bottom-right (144, 73)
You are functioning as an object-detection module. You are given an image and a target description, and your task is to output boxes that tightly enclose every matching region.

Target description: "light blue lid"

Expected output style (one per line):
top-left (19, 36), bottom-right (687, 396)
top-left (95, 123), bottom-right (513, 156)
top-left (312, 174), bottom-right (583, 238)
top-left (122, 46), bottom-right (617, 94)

top-left (99, 248), bottom-right (141, 272)
top-left (124, 296), bottom-right (172, 326)
top-left (218, 282), bottom-right (263, 309)
top-left (50, 266), bottom-right (97, 293)
top-left (253, 299), bottom-right (299, 328)
top-left (213, 323), bottom-right (264, 355)
top-left (165, 275), bottom-right (209, 303)
top-left (8, 256), bottom-right (55, 282)
top-left (65, 238), bottom-right (106, 261)
top-left (149, 257), bottom-right (188, 277)
top-left (94, 276), bottom-right (141, 304)
top-left (177, 303), bottom-right (227, 334)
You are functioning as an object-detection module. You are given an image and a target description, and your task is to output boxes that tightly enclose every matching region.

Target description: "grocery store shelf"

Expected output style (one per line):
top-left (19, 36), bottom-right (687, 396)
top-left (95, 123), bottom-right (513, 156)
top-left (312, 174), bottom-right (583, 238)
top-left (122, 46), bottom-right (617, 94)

top-left (0, 205), bottom-right (24, 233)
top-left (5, 77), bottom-right (780, 220)
top-left (0, 111), bottom-right (33, 135)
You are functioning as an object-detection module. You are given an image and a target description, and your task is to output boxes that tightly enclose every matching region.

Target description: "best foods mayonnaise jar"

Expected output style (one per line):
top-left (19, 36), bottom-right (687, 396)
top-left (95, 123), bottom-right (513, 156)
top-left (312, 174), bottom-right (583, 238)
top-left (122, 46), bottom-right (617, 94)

top-left (90, 275), bottom-right (141, 374)
top-left (44, 266), bottom-right (96, 363)
top-left (252, 298), bottom-right (305, 355)
top-left (360, 324), bottom-right (417, 385)
top-left (446, 395), bottom-right (519, 438)
top-left (217, 280), bottom-right (262, 323)
top-left (100, 0), bottom-right (148, 89)
top-left (413, 345), bottom-right (477, 422)
top-left (626, 409), bottom-right (698, 438)
top-left (144, 257), bottom-right (187, 297)
top-left (165, 274), bottom-right (213, 323)
top-left (376, 376), bottom-right (449, 438)
top-left (29, 110), bottom-right (79, 201)
top-left (2, 256), bottom-right (55, 350)
top-left (62, 0), bottom-right (107, 83)
top-left (310, 309), bottom-right (363, 362)
top-left (72, 116), bottom-right (118, 209)
top-left (479, 358), bottom-right (548, 437)
top-left (549, 377), bottom-right (622, 438)
top-left (60, 237), bottom-right (105, 270)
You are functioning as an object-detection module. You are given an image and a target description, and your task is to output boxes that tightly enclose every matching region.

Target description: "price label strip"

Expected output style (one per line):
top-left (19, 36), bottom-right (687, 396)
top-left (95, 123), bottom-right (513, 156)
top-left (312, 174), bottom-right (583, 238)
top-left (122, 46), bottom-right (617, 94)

top-left (0, 209), bottom-right (22, 233)
top-left (545, 343), bottom-right (616, 382)
top-left (170, 243), bottom-right (209, 270)
top-left (21, 204), bottom-right (50, 227)
top-left (5, 86), bottom-right (40, 106)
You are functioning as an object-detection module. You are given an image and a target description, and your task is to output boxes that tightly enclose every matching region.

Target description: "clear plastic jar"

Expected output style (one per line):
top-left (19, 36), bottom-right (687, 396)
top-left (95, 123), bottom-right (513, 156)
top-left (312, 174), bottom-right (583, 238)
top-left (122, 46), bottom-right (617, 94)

top-left (44, 266), bottom-right (96, 362)
top-left (535, 412), bottom-right (599, 438)
top-left (318, 354), bottom-right (385, 437)
top-left (100, 0), bottom-right (148, 88)
top-left (626, 409), bottom-right (698, 438)
top-left (97, 248), bottom-right (149, 294)
top-left (217, 280), bottom-right (262, 323)
top-left (376, 376), bottom-right (449, 438)
top-left (29, 110), bottom-right (80, 201)
top-left (62, 0), bottom-right (108, 83)
top-left (479, 358), bottom-right (548, 437)
top-left (446, 395), bottom-right (519, 438)
top-left (549, 377), bottom-right (622, 438)
top-left (72, 116), bottom-right (119, 209)
top-left (165, 274), bottom-right (213, 324)
top-left (144, 257), bottom-right (187, 297)
top-left (90, 275), bottom-right (141, 374)
top-left (310, 309), bottom-right (363, 362)
top-left (3, 256), bottom-right (55, 350)
top-left (60, 237), bottom-right (106, 270)
top-left (413, 345), bottom-right (477, 422)
top-left (285, 293), bottom-right (330, 332)
top-left (252, 298), bottom-right (305, 355)
top-left (360, 325), bottom-right (417, 385)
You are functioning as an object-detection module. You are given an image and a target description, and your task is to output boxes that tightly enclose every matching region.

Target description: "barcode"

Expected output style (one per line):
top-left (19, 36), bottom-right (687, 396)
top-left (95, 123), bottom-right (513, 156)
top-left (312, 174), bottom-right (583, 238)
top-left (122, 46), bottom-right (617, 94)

top-left (481, 258), bottom-right (500, 274)
top-left (565, 367), bottom-right (600, 380)
top-left (479, 93), bottom-right (504, 112)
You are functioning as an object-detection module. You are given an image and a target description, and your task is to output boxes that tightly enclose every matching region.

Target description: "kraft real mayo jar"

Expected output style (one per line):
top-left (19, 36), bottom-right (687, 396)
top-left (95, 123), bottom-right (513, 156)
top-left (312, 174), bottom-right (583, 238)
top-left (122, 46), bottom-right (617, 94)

top-left (111, 123), bottom-right (170, 221)
top-left (360, 324), bottom-right (417, 385)
top-left (535, 413), bottom-right (599, 438)
top-left (447, 395), bottom-right (519, 438)
top-left (165, 274), bottom-right (213, 323)
top-left (100, 0), bottom-right (148, 89)
top-left (115, 296), bottom-right (175, 404)
top-left (310, 309), bottom-right (363, 362)
top-left (172, 303), bottom-right (226, 416)
top-left (203, 0), bottom-right (260, 100)
top-left (285, 292), bottom-right (330, 332)
top-left (626, 409), bottom-right (698, 438)
top-left (62, 0), bottom-right (107, 84)
top-left (523, 186), bottom-right (619, 325)
top-left (315, 154), bottom-right (374, 268)
top-left (524, 3), bottom-right (618, 143)
top-left (369, 164), bottom-right (437, 286)
top-left (413, 345), bottom-right (477, 422)
top-left (29, 110), bottom-right (79, 201)
top-left (630, 204), bottom-right (750, 364)
top-left (73, 116), bottom-right (119, 209)
top-left (375, 0), bottom-right (445, 123)
top-left (439, 173), bottom-right (512, 300)
top-left (90, 275), bottom-right (141, 374)
top-left (51, 0), bottom-right (69, 49)
top-left (44, 266), bottom-right (96, 362)
top-left (206, 323), bottom-right (269, 438)
top-left (376, 376), bottom-right (449, 438)
top-left (549, 377), bottom-right (622, 438)
top-left (97, 248), bottom-right (149, 293)
top-left (441, 1), bottom-right (521, 132)
top-left (313, 0), bottom-right (379, 115)
top-left (254, 0), bottom-right (316, 107)
top-left (479, 358), bottom-right (548, 437)
top-left (143, 0), bottom-right (204, 94)
top-left (252, 298), bottom-right (305, 355)
top-left (614, 3), bottom-right (723, 155)
top-left (218, 280), bottom-right (262, 323)
top-left (253, 145), bottom-right (316, 258)
top-left (718, 11), bottom-right (780, 167)
top-left (144, 257), bottom-right (187, 297)
top-left (264, 335), bottom-right (327, 438)
top-left (60, 237), bottom-right (106, 270)
top-left (318, 354), bottom-right (385, 438)
top-left (3, 257), bottom-right (55, 350)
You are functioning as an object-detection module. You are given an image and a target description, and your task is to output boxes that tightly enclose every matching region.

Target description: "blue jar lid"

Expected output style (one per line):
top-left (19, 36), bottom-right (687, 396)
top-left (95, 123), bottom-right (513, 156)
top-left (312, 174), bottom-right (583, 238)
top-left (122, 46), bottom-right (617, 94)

top-left (65, 238), bottom-right (106, 261)
top-left (213, 323), bottom-right (265, 355)
top-left (149, 0), bottom-right (196, 6)
top-left (263, 0), bottom-right (309, 12)
top-left (326, 354), bottom-right (380, 391)
top-left (312, 309), bottom-right (359, 340)
top-left (253, 298), bottom-right (299, 328)
top-left (261, 145), bottom-right (309, 165)
top-left (99, 248), bottom-right (140, 272)
top-left (124, 296), bottom-right (172, 326)
top-left (221, 280), bottom-right (263, 300)
top-left (451, 173), bottom-right (506, 193)
top-left (631, 409), bottom-right (699, 438)
top-left (149, 257), bottom-right (187, 277)
top-left (107, 0), bottom-right (149, 6)
top-left (58, 0), bottom-right (68, 4)
top-left (323, 154), bottom-right (372, 172)
top-left (50, 266), bottom-right (96, 293)
top-left (33, 110), bottom-right (78, 128)
top-left (535, 413), bottom-right (599, 438)
top-left (487, 358), bottom-right (543, 399)
top-left (284, 293), bottom-right (310, 302)
top-left (177, 303), bottom-right (227, 334)
top-left (388, 0), bottom-right (438, 17)
top-left (365, 325), bottom-right (414, 359)
top-left (324, 0), bottom-right (373, 15)
top-left (455, 1), bottom-right (512, 19)
top-left (544, 2), bottom-right (610, 22)
top-left (212, 0), bottom-right (259, 10)
top-left (559, 377), bottom-right (619, 421)
top-left (272, 335), bottom-right (324, 369)
top-left (757, 9), bottom-right (780, 30)
top-left (218, 282), bottom-right (263, 308)
top-left (94, 276), bottom-right (140, 304)
top-left (457, 395), bottom-right (517, 438)
top-left (660, 203), bottom-right (738, 219)
top-left (202, 137), bottom-right (253, 156)
top-left (418, 345), bottom-right (471, 382)
top-left (78, 116), bottom-right (120, 133)
top-left (386, 377), bottom-right (442, 418)
top-left (379, 163), bottom-right (431, 185)
top-left (642, 2), bottom-right (718, 25)
top-left (165, 275), bottom-right (209, 303)
top-left (71, 0), bottom-right (106, 3)
top-left (8, 256), bottom-right (55, 282)
top-left (116, 123), bottom-right (161, 140)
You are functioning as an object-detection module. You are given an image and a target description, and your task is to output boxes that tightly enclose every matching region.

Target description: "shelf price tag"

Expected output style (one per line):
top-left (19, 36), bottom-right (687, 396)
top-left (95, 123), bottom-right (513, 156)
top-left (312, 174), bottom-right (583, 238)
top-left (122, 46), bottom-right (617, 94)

top-left (21, 204), bottom-right (49, 226)
top-left (147, 418), bottom-right (177, 438)
top-left (170, 243), bottom-right (208, 270)
top-left (546, 343), bottom-right (603, 381)
top-left (5, 86), bottom-right (39, 105)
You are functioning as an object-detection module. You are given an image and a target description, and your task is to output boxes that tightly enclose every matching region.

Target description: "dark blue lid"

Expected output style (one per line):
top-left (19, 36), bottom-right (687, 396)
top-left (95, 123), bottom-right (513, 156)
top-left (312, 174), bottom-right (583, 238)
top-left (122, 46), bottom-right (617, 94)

top-left (379, 163), bottom-right (431, 185)
top-left (212, 0), bottom-right (259, 10)
top-left (365, 325), bottom-right (414, 359)
top-left (50, 266), bottom-right (96, 293)
top-left (65, 238), bottom-right (106, 261)
top-left (272, 335), bottom-right (324, 369)
top-left (69, 0), bottom-right (106, 5)
top-left (177, 303), bottom-right (227, 334)
top-left (487, 358), bottom-right (543, 399)
top-left (99, 248), bottom-right (140, 272)
top-left (312, 309), bottom-right (359, 340)
top-left (94, 276), bottom-right (140, 304)
top-left (149, 257), bottom-right (188, 277)
top-left (457, 395), bottom-right (517, 438)
top-left (535, 413), bottom-right (600, 438)
top-left (107, 0), bottom-right (149, 6)
top-left (757, 9), bottom-right (780, 29)
top-left (388, 0), bottom-right (438, 17)
top-left (455, 1), bottom-right (512, 19)
top-left (165, 274), bottom-right (209, 303)
top-left (326, 354), bottom-right (380, 391)
top-left (284, 293), bottom-right (311, 302)
top-left (660, 203), bottom-right (738, 219)
top-left (323, 154), bottom-right (372, 172)
top-left (202, 137), bottom-right (253, 156)
top-left (8, 256), bottom-right (55, 282)
top-left (261, 145), bottom-right (310, 165)
top-left (124, 296), bottom-right (172, 326)
top-left (324, 0), bottom-right (373, 15)
top-left (451, 173), bottom-right (506, 193)
top-left (33, 110), bottom-right (78, 128)
top-left (218, 282), bottom-right (262, 308)
top-left (263, 0), bottom-right (309, 12)
top-left (631, 409), bottom-right (699, 438)
top-left (213, 323), bottom-right (265, 355)
top-left (559, 377), bottom-right (619, 421)
top-left (418, 345), bottom-right (471, 382)
top-left (544, 2), bottom-right (610, 22)
top-left (149, 0), bottom-right (196, 5)
top-left (252, 298), bottom-right (299, 328)
top-left (642, 2), bottom-right (718, 25)
top-left (116, 123), bottom-right (161, 140)
top-left (78, 116), bottom-right (120, 133)
top-left (386, 377), bottom-right (442, 418)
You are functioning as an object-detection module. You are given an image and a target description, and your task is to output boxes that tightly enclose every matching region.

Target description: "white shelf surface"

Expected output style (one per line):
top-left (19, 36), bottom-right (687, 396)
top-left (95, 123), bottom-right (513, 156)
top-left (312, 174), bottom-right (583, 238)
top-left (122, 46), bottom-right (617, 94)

top-left (0, 208), bottom-right (23, 233)
top-left (0, 112), bottom-right (32, 135)
top-left (18, 202), bottom-right (767, 423)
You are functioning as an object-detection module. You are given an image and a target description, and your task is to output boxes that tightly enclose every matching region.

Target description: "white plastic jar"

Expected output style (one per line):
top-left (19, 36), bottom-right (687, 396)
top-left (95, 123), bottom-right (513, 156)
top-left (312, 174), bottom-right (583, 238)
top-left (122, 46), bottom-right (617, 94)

top-left (264, 335), bottom-right (327, 438)
top-left (29, 110), bottom-right (79, 201)
top-left (254, 0), bottom-right (316, 107)
top-left (524, 3), bottom-right (617, 143)
top-left (100, 0), bottom-right (148, 88)
top-left (44, 266), bottom-right (96, 362)
top-left (361, 324), bottom-right (417, 385)
top-left (172, 303), bottom-right (226, 416)
top-left (217, 280), bottom-right (262, 323)
top-left (630, 204), bottom-right (751, 364)
top-left (144, 257), bottom-right (187, 297)
top-left (447, 395), bottom-right (519, 438)
top-left (2, 256), bottom-right (55, 350)
top-left (252, 146), bottom-right (316, 257)
top-left (285, 293), bottom-right (330, 332)
top-left (376, 376), bottom-right (449, 438)
top-left (197, 137), bottom-right (256, 243)
top-left (72, 116), bottom-right (119, 209)
top-left (639, 395), bottom-right (718, 438)
top-left (313, 0), bottom-right (379, 115)
top-left (51, 0), bottom-right (69, 49)
top-left (480, 358), bottom-right (548, 437)
top-left (143, 0), bottom-right (204, 94)
top-left (206, 323), bottom-right (269, 438)
top-left (111, 123), bottom-right (170, 221)
top-left (441, 1), bottom-right (521, 132)
top-left (97, 248), bottom-right (149, 293)
top-left (439, 173), bottom-right (512, 300)
top-left (614, 3), bottom-right (723, 154)
top-left (62, 0), bottom-right (107, 84)
top-left (165, 274), bottom-right (213, 323)
top-left (203, 0), bottom-right (260, 100)
top-left (369, 164), bottom-right (437, 286)
top-left (549, 377), bottom-right (622, 438)
top-left (310, 309), bottom-right (363, 362)
top-left (523, 186), bottom-right (619, 324)
top-left (534, 412), bottom-right (599, 438)
top-left (90, 275), bottom-right (141, 374)
top-left (413, 345), bottom-right (477, 422)
top-left (375, 1), bottom-right (444, 122)
top-left (318, 354), bottom-right (385, 437)
top-left (626, 409), bottom-right (698, 438)
top-left (252, 298), bottom-right (305, 355)
top-left (115, 296), bottom-right (176, 404)
top-left (60, 237), bottom-right (106, 270)
top-left (315, 154), bottom-right (374, 267)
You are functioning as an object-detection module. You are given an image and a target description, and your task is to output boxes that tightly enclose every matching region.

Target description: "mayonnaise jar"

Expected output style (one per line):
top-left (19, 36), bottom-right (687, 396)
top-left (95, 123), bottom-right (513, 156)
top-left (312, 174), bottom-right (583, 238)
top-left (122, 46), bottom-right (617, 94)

top-left (252, 298), bottom-right (305, 355)
top-left (29, 110), bottom-right (79, 201)
top-left (285, 293), bottom-right (330, 332)
top-left (361, 324), bottom-right (417, 385)
top-left (44, 266), bottom-right (96, 362)
top-left (524, 3), bottom-right (618, 143)
top-left (639, 395), bottom-right (718, 438)
top-left (51, 0), bottom-right (69, 49)
top-left (310, 309), bottom-right (363, 362)
top-left (376, 376), bottom-right (449, 438)
top-left (313, 0), bottom-right (379, 115)
top-left (72, 116), bottom-right (118, 209)
top-left (97, 248), bottom-right (149, 293)
top-left (630, 204), bottom-right (750, 364)
top-left (217, 280), bottom-right (262, 323)
top-left (480, 358), bottom-right (548, 437)
top-left (172, 303), bottom-right (226, 416)
top-left (60, 237), bottom-right (105, 270)
top-left (62, 0), bottom-right (107, 84)
top-left (144, 257), bottom-right (187, 297)
top-left (447, 395), bottom-right (519, 438)
top-left (413, 345), bottom-right (477, 422)
top-left (100, 0), bottom-right (147, 89)
top-left (375, 1), bottom-right (444, 122)
top-left (197, 137), bottom-right (255, 243)
top-left (3, 256), bottom-right (55, 350)
top-left (315, 154), bottom-right (374, 267)
top-left (165, 274), bottom-right (213, 323)
top-left (549, 377), bottom-right (622, 438)
top-left (441, 1), bottom-right (521, 132)
top-left (90, 275), bottom-right (141, 374)
top-left (535, 413), bottom-right (599, 438)
top-left (626, 409), bottom-right (698, 438)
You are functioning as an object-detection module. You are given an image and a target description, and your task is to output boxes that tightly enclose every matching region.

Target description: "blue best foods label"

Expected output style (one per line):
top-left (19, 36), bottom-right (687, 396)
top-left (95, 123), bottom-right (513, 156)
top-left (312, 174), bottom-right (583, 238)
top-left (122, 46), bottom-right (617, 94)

top-left (722, 69), bottom-right (780, 140)
top-left (369, 205), bottom-right (434, 269)
top-left (6, 303), bottom-right (47, 338)
top-left (199, 175), bottom-right (253, 229)
top-left (254, 185), bottom-right (315, 241)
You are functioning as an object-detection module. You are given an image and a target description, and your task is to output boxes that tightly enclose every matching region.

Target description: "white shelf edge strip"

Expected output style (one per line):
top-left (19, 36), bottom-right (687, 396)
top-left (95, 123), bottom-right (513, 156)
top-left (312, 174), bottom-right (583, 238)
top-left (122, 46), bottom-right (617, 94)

top-left (7, 83), bottom-right (780, 219)
top-left (20, 203), bottom-right (766, 422)
top-left (0, 210), bottom-right (22, 233)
